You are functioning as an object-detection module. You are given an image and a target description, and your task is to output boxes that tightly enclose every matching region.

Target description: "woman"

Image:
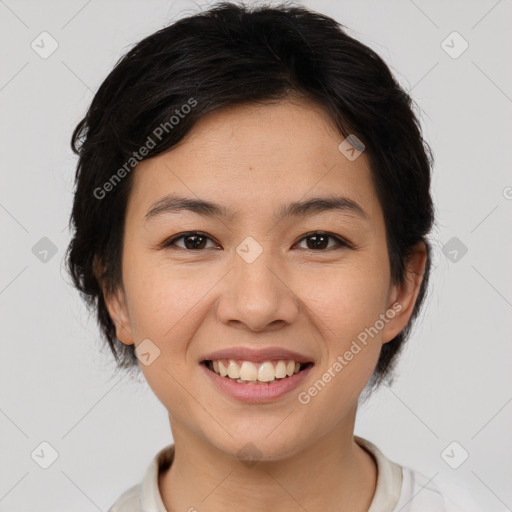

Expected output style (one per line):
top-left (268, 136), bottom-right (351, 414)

top-left (66, 2), bottom-right (478, 510)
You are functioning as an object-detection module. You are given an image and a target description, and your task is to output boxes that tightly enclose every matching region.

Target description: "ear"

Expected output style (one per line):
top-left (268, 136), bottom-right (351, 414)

top-left (94, 256), bottom-right (134, 346)
top-left (103, 287), bottom-right (135, 346)
top-left (381, 241), bottom-right (428, 344)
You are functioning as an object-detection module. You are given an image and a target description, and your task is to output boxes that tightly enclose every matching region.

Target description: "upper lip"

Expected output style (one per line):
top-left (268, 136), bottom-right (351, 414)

top-left (201, 347), bottom-right (314, 364)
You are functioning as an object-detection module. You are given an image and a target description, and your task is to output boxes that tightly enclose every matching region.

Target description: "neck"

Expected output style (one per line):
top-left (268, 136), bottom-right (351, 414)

top-left (159, 417), bottom-right (377, 512)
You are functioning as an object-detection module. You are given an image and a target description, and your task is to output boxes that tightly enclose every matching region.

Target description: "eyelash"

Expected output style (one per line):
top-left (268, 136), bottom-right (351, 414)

top-left (161, 231), bottom-right (353, 252)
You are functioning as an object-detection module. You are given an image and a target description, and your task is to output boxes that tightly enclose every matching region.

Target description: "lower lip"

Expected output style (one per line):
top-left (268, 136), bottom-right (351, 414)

top-left (200, 363), bottom-right (313, 403)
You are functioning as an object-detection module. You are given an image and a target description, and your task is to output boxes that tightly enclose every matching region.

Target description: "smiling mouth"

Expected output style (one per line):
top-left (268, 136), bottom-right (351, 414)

top-left (201, 359), bottom-right (314, 384)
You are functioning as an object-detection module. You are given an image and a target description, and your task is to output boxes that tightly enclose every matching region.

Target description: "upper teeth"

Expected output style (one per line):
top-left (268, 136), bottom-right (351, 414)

top-left (211, 359), bottom-right (302, 382)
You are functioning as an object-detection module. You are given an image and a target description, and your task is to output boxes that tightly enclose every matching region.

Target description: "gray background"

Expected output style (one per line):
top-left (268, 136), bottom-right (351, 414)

top-left (1, 0), bottom-right (511, 510)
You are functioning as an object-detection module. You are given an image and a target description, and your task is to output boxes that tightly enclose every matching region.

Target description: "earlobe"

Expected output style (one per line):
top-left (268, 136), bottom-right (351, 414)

top-left (382, 242), bottom-right (428, 344)
top-left (93, 256), bottom-right (134, 346)
top-left (104, 288), bottom-right (135, 346)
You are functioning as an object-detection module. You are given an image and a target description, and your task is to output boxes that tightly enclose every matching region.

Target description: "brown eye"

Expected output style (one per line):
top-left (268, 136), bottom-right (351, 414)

top-left (296, 232), bottom-right (350, 251)
top-left (164, 232), bottom-right (218, 250)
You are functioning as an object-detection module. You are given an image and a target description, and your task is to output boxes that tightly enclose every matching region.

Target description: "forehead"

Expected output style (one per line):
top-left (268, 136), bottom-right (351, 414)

top-left (128, 98), bottom-right (382, 224)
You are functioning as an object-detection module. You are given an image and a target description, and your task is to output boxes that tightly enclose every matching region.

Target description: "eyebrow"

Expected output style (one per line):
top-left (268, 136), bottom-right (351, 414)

top-left (144, 194), bottom-right (369, 222)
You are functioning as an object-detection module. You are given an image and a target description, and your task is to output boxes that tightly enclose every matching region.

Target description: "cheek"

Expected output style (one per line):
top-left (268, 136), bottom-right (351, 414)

top-left (124, 260), bottom-right (208, 413)
top-left (299, 261), bottom-right (389, 389)
top-left (122, 251), bottom-right (213, 340)
top-left (303, 261), bottom-right (389, 338)
top-left (296, 278), bottom-right (386, 421)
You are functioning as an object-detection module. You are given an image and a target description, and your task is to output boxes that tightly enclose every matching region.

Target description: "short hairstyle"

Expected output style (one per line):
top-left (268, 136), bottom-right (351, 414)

top-left (66, 1), bottom-right (435, 389)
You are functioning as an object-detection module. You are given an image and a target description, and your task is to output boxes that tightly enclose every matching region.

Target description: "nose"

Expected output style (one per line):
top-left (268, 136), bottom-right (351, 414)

top-left (215, 244), bottom-right (299, 332)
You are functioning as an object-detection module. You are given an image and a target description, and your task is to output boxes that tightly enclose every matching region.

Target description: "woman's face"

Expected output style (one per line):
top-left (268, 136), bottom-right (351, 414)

top-left (105, 98), bottom-right (424, 460)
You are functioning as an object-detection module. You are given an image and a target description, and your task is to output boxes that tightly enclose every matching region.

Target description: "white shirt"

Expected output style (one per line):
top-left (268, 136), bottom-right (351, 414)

top-left (108, 437), bottom-right (482, 511)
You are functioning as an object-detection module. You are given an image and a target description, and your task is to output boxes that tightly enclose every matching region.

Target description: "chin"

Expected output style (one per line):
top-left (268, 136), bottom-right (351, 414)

top-left (206, 426), bottom-right (308, 464)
